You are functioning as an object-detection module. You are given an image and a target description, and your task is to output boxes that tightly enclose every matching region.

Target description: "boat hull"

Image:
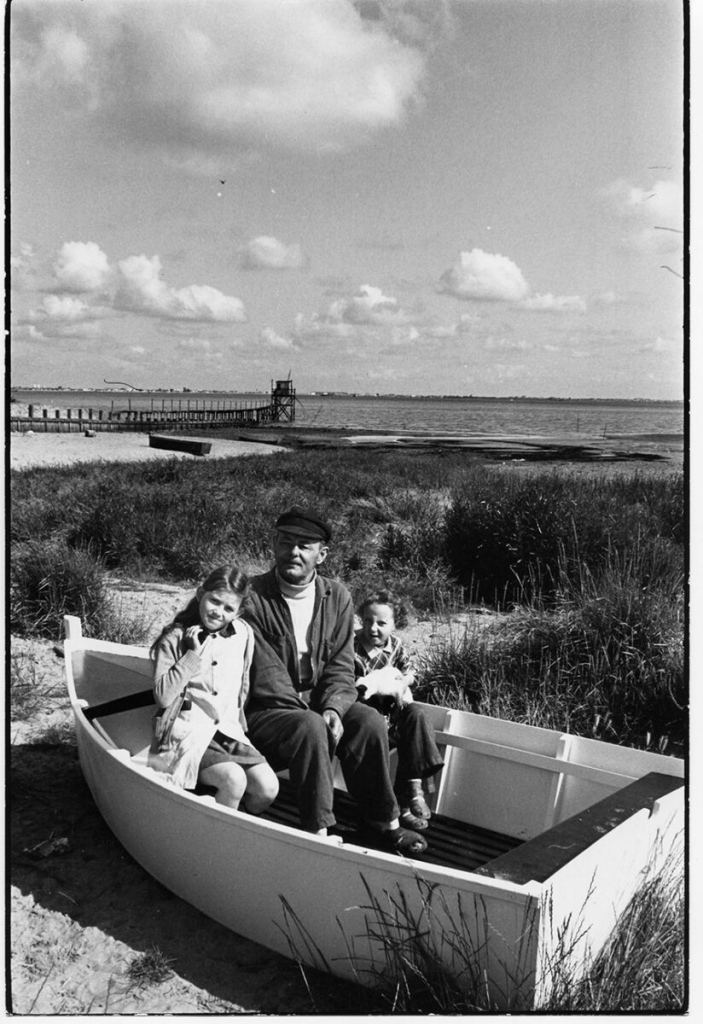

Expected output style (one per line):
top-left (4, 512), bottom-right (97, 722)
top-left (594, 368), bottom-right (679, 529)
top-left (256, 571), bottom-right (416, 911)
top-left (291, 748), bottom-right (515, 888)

top-left (72, 706), bottom-right (543, 1007)
top-left (63, 618), bottom-right (684, 1010)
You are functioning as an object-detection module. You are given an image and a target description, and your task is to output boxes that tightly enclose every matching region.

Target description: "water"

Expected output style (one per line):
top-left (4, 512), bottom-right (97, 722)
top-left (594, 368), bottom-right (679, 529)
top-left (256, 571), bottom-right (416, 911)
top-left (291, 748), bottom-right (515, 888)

top-left (10, 389), bottom-right (683, 438)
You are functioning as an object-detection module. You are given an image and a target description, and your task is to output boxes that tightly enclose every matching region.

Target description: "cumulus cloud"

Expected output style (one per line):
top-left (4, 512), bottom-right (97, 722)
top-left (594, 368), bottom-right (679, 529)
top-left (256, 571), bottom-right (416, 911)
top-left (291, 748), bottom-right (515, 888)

top-left (520, 293), bottom-right (587, 313)
top-left (53, 241), bottom-right (111, 293)
top-left (602, 178), bottom-right (683, 254)
top-left (241, 237), bottom-right (306, 270)
top-left (439, 249), bottom-right (530, 302)
top-left (18, 241), bottom-right (248, 337)
top-left (324, 285), bottom-right (411, 325)
top-left (12, 1), bottom-right (445, 165)
top-left (37, 295), bottom-right (94, 320)
top-left (115, 254), bottom-right (247, 322)
top-left (260, 327), bottom-right (299, 350)
top-left (22, 290), bottom-right (116, 342)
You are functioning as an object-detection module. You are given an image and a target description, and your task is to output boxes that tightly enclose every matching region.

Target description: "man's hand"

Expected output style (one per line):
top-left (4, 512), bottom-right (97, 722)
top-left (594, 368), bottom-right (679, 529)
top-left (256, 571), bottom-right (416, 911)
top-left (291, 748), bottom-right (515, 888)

top-left (322, 709), bottom-right (344, 753)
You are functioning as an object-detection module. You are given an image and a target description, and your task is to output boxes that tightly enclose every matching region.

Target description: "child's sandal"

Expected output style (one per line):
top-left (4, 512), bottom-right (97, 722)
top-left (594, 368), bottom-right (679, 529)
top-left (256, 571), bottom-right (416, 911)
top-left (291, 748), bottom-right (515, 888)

top-left (399, 808), bottom-right (429, 830)
top-left (407, 793), bottom-right (432, 820)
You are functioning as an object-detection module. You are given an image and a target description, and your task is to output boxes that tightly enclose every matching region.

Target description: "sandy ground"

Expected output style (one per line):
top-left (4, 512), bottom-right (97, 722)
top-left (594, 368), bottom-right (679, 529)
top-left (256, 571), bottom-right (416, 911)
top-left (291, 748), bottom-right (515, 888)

top-left (9, 429), bottom-right (284, 471)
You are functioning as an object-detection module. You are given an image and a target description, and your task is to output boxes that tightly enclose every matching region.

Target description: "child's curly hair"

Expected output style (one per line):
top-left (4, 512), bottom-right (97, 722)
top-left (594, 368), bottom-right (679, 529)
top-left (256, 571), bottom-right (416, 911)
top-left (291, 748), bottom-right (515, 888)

top-left (357, 590), bottom-right (408, 628)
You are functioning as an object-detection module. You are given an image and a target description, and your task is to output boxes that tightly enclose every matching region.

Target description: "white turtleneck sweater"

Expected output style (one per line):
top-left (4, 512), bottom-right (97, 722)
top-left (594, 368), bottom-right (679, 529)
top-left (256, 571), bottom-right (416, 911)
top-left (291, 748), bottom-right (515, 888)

top-left (277, 571), bottom-right (317, 686)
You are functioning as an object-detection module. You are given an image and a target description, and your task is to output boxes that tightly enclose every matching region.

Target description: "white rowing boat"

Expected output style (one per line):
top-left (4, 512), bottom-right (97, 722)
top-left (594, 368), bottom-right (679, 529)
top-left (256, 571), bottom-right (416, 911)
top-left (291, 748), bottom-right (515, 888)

top-left (63, 615), bottom-right (684, 1010)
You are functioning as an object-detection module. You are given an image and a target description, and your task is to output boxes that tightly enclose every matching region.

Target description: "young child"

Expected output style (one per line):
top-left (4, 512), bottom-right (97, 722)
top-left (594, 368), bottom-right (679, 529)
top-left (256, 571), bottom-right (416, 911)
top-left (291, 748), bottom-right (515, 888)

top-left (150, 564), bottom-right (279, 813)
top-left (353, 591), bottom-right (444, 831)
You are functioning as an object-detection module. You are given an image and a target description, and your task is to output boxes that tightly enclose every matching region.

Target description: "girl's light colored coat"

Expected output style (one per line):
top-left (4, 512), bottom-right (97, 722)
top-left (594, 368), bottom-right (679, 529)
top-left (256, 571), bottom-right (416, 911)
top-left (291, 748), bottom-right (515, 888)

top-left (151, 620), bottom-right (254, 788)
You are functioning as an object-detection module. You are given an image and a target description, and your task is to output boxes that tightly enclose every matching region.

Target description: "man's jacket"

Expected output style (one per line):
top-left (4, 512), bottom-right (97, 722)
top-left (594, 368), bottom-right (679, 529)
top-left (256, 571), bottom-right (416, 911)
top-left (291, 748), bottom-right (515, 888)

top-left (243, 568), bottom-right (358, 718)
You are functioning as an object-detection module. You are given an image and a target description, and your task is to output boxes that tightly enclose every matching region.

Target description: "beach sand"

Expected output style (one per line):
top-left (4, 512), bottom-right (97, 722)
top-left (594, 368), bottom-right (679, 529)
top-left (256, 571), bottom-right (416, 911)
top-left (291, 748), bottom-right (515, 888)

top-left (9, 429), bottom-right (284, 471)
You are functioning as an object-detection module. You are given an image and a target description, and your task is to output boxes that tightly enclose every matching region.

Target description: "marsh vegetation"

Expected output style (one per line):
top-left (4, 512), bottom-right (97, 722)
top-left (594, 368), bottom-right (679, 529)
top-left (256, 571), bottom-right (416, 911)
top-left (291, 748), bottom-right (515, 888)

top-left (11, 449), bottom-right (685, 755)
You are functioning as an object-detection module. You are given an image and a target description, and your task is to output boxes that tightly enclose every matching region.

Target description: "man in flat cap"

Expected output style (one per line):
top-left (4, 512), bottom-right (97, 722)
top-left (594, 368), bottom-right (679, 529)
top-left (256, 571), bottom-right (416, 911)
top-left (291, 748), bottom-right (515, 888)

top-left (242, 507), bottom-right (426, 855)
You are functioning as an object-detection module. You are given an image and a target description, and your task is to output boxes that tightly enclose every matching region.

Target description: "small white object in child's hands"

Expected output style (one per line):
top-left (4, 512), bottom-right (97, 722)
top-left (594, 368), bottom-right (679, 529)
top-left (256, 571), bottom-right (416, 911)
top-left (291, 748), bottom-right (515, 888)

top-left (359, 665), bottom-right (409, 703)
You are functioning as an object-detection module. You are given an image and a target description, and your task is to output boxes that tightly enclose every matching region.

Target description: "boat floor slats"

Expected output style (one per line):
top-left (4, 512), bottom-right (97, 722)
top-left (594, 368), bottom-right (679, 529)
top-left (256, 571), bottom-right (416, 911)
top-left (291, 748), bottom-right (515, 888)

top-left (261, 779), bottom-right (521, 873)
top-left (474, 771), bottom-right (684, 884)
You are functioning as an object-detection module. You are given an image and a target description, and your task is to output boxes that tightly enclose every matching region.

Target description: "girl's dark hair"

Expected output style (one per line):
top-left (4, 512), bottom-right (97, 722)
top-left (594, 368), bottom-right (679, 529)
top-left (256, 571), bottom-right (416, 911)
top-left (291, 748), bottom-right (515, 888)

top-left (150, 564), bottom-right (250, 657)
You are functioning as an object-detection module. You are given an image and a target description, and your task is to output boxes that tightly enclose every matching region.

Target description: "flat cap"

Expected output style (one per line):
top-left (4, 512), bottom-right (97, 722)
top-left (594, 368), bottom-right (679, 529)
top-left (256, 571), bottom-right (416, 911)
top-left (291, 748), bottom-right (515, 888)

top-left (275, 507), bottom-right (331, 543)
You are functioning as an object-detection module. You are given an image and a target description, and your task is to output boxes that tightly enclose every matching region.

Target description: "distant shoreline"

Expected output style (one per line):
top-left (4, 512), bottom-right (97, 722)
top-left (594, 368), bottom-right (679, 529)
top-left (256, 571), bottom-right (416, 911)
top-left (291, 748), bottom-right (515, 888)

top-left (10, 389), bottom-right (683, 406)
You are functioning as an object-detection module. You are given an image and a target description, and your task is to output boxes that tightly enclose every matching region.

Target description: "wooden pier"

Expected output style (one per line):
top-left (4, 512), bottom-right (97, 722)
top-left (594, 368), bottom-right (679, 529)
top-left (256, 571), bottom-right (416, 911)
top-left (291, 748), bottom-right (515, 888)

top-left (9, 380), bottom-right (296, 434)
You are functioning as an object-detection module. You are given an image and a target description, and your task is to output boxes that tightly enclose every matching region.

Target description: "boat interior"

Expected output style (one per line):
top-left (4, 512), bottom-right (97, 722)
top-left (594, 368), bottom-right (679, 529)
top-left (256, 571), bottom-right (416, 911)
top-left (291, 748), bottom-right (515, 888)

top-left (73, 641), bottom-right (683, 883)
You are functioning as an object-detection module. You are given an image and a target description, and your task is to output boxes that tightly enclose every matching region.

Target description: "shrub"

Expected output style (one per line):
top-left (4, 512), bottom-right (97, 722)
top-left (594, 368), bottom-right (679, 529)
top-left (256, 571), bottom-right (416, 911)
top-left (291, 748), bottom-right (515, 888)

top-left (10, 541), bottom-right (153, 642)
top-left (443, 472), bottom-right (684, 608)
top-left (11, 542), bottom-right (109, 639)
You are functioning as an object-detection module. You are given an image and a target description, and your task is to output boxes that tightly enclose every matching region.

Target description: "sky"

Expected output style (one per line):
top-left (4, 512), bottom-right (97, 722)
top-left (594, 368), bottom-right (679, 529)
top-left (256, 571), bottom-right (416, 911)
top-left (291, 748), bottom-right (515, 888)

top-left (9, 0), bottom-right (685, 399)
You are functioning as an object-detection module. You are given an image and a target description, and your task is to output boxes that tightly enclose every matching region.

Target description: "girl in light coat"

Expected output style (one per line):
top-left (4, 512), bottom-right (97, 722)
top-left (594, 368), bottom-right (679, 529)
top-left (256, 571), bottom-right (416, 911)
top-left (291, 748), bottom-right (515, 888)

top-left (150, 565), bottom-right (279, 812)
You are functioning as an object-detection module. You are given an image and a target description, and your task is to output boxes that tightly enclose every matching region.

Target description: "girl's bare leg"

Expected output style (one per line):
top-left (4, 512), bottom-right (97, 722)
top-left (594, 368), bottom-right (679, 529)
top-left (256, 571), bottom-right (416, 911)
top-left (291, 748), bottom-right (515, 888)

top-left (199, 762), bottom-right (247, 809)
top-left (243, 762), bottom-right (280, 814)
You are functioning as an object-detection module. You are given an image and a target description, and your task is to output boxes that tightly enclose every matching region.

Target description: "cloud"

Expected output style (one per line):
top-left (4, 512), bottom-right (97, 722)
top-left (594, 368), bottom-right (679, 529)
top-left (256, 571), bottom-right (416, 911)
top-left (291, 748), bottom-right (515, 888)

top-left (324, 284), bottom-right (411, 325)
top-left (241, 237), bottom-right (306, 270)
top-left (602, 178), bottom-right (683, 254)
top-left (520, 293), bottom-right (587, 313)
top-left (115, 254), bottom-right (247, 322)
top-left (439, 249), bottom-right (530, 302)
top-left (594, 290), bottom-right (626, 305)
top-left (37, 295), bottom-right (94, 321)
top-left (260, 327), bottom-right (299, 350)
top-left (21, 289), bottom-right (115, 341)
top-left (12, 1), bottom-right (444, 165)
top-left (175, 338), bottom-right (226, 361)
top-left (53, 241), bottom-right (111, 293)
top-left (17, 241), bottom-right (248, 335)
top-left (389, 325), bottom-right (420, 346)
top-left (11, 243), bottom-right (40, 290)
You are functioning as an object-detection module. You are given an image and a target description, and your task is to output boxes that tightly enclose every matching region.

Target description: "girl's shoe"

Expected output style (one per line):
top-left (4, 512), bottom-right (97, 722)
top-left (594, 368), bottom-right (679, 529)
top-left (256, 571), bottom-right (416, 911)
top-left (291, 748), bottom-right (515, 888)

top-left (399, 808), bottom-right (429, 830)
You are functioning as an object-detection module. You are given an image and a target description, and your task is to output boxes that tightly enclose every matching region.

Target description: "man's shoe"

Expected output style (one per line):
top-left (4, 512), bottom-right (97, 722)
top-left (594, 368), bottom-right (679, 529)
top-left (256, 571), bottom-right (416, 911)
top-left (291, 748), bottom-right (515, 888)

top-left (362, 824), bottom-right (427, 855)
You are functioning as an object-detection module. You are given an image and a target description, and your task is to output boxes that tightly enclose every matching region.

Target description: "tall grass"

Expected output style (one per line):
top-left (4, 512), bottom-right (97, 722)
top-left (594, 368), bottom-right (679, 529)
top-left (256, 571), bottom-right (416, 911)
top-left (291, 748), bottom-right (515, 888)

top-left (11, 452), bottom-right (683, 592)
top-left (10, 452), bottom-right (685, 747)
top-left (541, 848), bottom-right (685, 1011)
top-left (284, 852), bottom-right (685, 1013)
top-left (416, 542), bottom-right (685, 751)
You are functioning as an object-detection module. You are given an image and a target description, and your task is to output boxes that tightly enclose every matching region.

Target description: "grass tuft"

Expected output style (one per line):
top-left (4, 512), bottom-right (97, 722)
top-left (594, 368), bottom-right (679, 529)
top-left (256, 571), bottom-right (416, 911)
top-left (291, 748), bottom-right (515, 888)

top-left (126, 946), bottom-right (175, 987)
